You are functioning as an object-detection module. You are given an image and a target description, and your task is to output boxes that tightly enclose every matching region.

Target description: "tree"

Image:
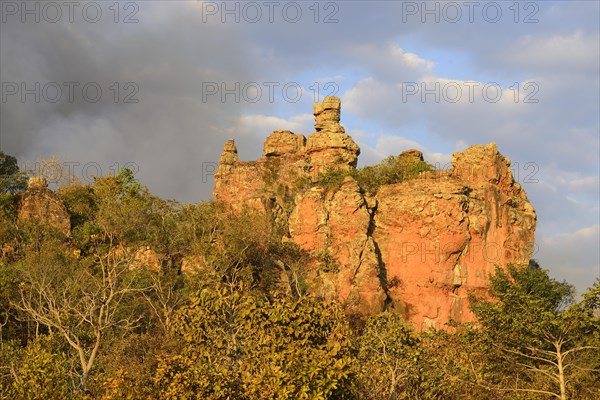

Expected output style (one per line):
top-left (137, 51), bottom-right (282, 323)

top-left (12, 243), bottom-right (146, 392)
top-left (0, 152), bottom-right (27, 252)
top-left (354, 153), bottom-right (434, 194)
top-left (355, 312), bottom-right (421, 400)
top-left (0, 335), bottom-right (75, 399)
top-left (418, 324), bottom-right (506, 400)
top-left (313, 153), bottom-right (435, 194)
top-left (153, 286), bottom-right (356, 399)
top-left (93, 169), bottom-right (152, 245)
top-left (469, 264), bottom-right (600, 400)
top-left (0, 152), bottom-right (27, 195)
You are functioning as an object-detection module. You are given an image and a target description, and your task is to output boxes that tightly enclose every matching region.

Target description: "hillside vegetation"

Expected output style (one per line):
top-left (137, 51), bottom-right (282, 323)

top-left (0, 152), bottom-right (598, 399)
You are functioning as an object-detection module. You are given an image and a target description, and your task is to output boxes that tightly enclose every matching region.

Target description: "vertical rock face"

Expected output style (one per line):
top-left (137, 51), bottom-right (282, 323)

top-left (289, 176), bottom-right (387, 316)
top-left (213, 97), bottom-right (537, 330)
top-left (17, 177), bottom-right (71, 235)
top-left (372, 146), bottom-right (536, 330)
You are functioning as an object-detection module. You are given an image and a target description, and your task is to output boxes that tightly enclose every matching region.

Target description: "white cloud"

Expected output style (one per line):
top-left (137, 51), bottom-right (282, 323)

top-left (537, 225), bottom-right (600, 294)
top-left (499, 31), bottom-right (600, 76)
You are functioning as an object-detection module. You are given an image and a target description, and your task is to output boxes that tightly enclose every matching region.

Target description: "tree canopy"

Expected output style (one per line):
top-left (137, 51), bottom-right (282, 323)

top-left (0, 156), bottom-right (597, 399)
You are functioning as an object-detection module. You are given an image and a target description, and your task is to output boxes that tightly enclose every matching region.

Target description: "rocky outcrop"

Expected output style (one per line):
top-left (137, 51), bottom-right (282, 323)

top-left (213, 97), bottom-right (536, 330)
top-left (306, 96), bottom-right (360, 175)
top-left (213, 96), bottom-right (359, 213)
top-left (133, 247), bottom-right (162, 270)
top-left (289, 176), bottom-right (387, 316)
top-left (17, 177), bottom-right (70, 235)
top-left (263, 130), bottom-right (306, 156)
top-left (372, 147), bottom-right (536, 330)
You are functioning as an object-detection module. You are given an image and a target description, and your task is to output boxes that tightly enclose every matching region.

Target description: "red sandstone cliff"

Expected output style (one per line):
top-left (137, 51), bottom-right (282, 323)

top-left (214, 96), bottom-right (536, 330)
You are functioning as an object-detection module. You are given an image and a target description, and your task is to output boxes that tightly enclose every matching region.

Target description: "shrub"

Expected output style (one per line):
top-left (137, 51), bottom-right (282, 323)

top-left (312, 154), bottom-right (435, 194)
top-left (154, 286), bottom-right (356, 399)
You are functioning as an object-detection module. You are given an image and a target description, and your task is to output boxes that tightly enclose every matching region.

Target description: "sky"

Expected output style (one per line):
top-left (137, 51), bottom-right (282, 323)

top-left (1, 0), bottom-right (598, 294)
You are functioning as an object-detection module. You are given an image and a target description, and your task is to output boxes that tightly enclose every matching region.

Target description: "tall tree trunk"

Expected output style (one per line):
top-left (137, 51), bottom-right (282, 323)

top-left (555, 340), bottom-right (567, 400)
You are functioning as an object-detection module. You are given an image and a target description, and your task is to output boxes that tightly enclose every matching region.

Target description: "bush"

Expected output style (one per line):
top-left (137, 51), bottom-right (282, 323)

top-left (313, 154), bottom-right (435, 194)
top-left (0, 336), bottom-right (75, 400)
top-left (313, 168), bottom-right (353, 192)
top-left (355, 154), bottom-right (434, 194)
top-left (154, 286), bottom-right (356, 399)
top-left (356, 312), bottom-right (421, 400)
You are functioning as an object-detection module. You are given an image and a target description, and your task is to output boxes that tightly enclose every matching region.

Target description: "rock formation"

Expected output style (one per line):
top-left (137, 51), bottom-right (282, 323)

top-left (213, 96), bottom-right (360, 213)
top-left (17, 177), bottom-right (71, 235)
top-left (213, 96), bottom-right (537, 330)
top-left (372, 147), bottom-right (536, 329)
top-left (306, 96), bottom-right (360, 175)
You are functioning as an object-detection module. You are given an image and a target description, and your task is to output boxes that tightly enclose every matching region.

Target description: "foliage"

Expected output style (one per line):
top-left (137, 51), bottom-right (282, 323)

top-left (355, 312), bottom-right (421, 400)
top-left (11, 241), bottom-right (147, 391)
top-left (197, 207), bottom-right (308, 295)
top-left (314, 168), bottom-right (353, 192)
top-left (58, 183), bottom-right (97, 229)
top-left (0, 151), bottom-right (28, 195)
top-left (93, 173), bottom-right (153, 244)
top-left (0, 336), bottom-right (75, 400)
top-left (418, 324), bottom-right (505, 400)
top-left (262, 157), bottom-right (282, 187)
top-left (313, 154), bottom-right (435, 194)
top-left (117, 167), bottom-right (142, 194)
top-left (469, 265), bottom-right (600, 400)
top-left (1, 159), bottom-right (598, 399)
top-left (0, 194), bottom-right (20, 257)
top-left (355, 154), bottom-right (434, 194)
top-left (154, 286), bottom-right (356, 399)
top-left (316, 249), bottom-right (341, 273)
top-left (98, 333), bottom-right (181, 400)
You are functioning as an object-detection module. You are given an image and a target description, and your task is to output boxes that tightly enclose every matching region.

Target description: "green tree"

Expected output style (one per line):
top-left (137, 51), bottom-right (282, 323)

top-left (12, 242), bottom-right (147, 392)
top-left (418, 324), bottom-right (504, 400)
top-left (469, 264), bottom-right (600, 400)
top-left (154, 286), bottom-right (356, 399)
top-left (355, 312), bottom-right (421, 400)
top-left (193, 207), bottom-right (306, 296)
top-left (93, 171), bottom-right (152, 245)
top-left (355, 153), bottom-right (434, 194)
top-left (0, 152), bottom-right (27, 195)
top-left (313, 154), bottom-right (435, 194)
top-left (0, 336), bottom-right (75, 399)
top-left (0, 152), bottom-right (27, 252)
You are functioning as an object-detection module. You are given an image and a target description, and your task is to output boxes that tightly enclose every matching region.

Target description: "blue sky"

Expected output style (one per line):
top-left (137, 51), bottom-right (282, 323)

top-left (1, 0), bottom-right (598, 293)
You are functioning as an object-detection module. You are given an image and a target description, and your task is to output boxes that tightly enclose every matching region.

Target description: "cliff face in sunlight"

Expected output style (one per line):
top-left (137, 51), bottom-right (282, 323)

top-left (214, 96), bottom-right (537, 330)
